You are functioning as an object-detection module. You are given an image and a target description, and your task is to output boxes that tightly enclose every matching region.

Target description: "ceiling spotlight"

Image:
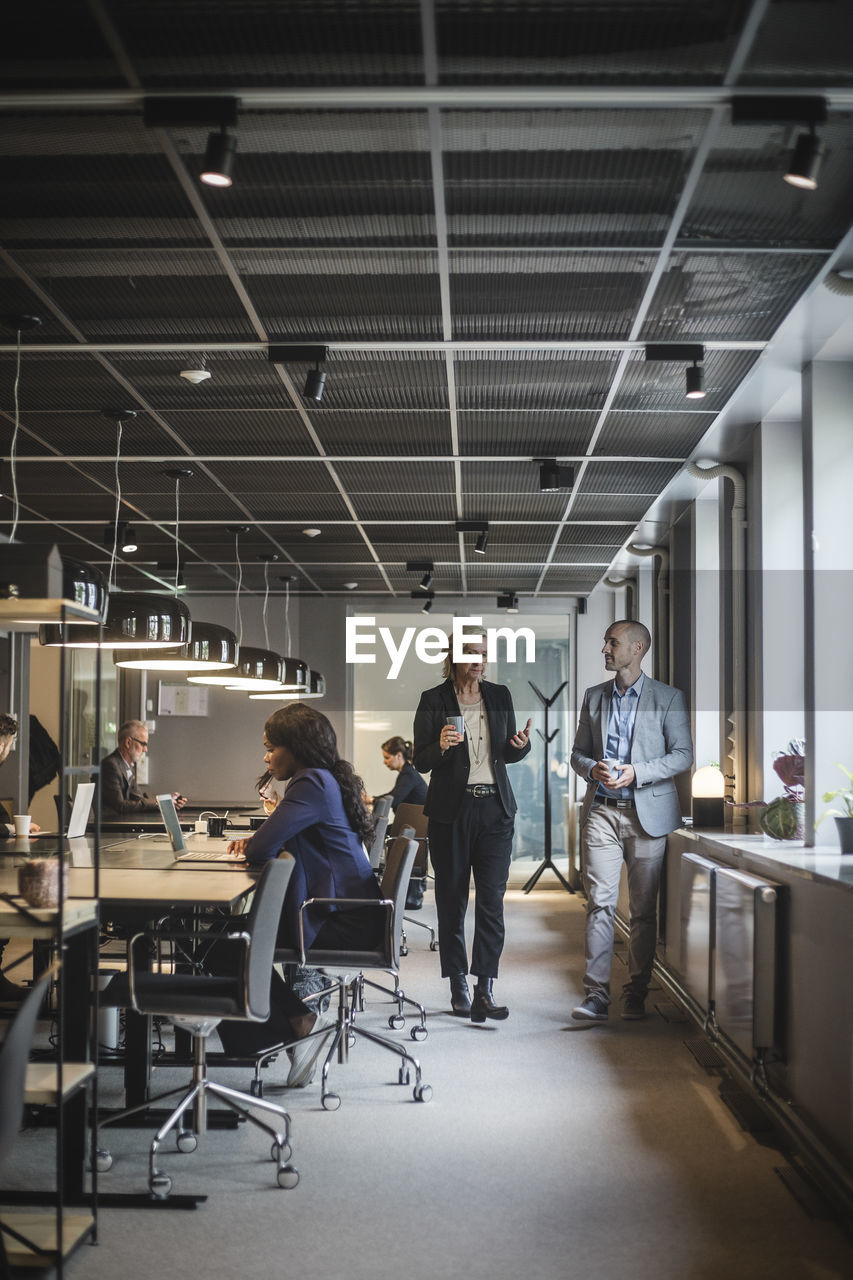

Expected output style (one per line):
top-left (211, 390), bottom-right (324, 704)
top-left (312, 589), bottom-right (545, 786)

top-left (200, 127), bottom-right (237, 187)
top-left (685, 362), bottom-right (706, 399)
top-left (419, 570), bottom-right (434, 591)
top-left (119, 523), bottom-right (138, 553)
top-left (784, 127), bottom-right (825, 190)
top-left (303, 527), bottom-right (321, 538)
top-left (343, 582), bottom-right (358, 590)
top-left (304, 365), bottom-right (327, 402)
top-left (474, 529), bottom-right (489, 556)
top-left (497, 592), bottom-right (519, 613)
top-left (180, 366), bottom-right (211, 384)
top-left (411, 590), bottom-right (435, 613)
top-left (538, 460), bottom-right (575, 493)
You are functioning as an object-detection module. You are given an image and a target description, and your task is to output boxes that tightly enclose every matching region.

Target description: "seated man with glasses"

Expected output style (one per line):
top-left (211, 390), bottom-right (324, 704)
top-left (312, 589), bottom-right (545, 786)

top-left (101, 718), bottom-right (187, 816)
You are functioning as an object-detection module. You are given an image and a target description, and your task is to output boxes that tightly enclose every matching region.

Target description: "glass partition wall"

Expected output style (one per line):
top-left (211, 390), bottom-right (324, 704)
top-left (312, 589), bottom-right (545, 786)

top-left (352, 610), bottom-right (571, 874)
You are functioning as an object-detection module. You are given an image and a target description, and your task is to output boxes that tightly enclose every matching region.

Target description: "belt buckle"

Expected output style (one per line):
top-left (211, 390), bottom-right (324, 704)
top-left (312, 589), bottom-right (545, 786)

top-left (472, 784), bottom-right (490, 798)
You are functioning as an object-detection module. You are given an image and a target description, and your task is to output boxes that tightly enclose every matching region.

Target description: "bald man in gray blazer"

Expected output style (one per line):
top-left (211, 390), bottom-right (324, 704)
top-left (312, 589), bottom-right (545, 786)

top-left (570, 620), bottom-right (693, 1023)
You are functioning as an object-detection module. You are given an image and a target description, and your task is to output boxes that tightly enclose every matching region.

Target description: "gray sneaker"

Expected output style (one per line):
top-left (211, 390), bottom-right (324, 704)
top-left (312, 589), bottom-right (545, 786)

top-left (286, 1012), bottom-right (334, 1087)
top-left (571, 995), bottom-right (608, 1022)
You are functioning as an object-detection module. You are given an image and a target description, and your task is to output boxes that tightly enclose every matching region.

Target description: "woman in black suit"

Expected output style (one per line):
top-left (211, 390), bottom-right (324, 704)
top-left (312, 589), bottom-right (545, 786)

top-left (370, 736), bottom-right (427, 815)
top-left (413, 640), bottom-right (531, 1022)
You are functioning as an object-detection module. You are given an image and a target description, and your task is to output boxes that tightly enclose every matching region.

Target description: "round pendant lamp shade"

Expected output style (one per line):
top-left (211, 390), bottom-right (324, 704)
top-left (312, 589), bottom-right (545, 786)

top-left (40, 592), bottom-right (191, 649)
top-left (115, 621), bottom-right (239, 672)
top-left (254, 668), bottom-right (325, 700)
top-left (63, 555), bottom-right (109, 623)
top-left (189, 645), bottom-right (282, 690)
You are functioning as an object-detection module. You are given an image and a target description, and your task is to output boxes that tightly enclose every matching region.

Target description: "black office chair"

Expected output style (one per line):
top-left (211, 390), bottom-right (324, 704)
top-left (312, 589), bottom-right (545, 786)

top-left (367, 794), bottom-right (392, 870)
top-left (0, 970), bottom-right (55, 1275)
top-left (387, 803), bottom-right (437, 952)
top-left (102, 858), bottom-right (299, 1200)
top-left (252, 836), bottom-right (431, 1111)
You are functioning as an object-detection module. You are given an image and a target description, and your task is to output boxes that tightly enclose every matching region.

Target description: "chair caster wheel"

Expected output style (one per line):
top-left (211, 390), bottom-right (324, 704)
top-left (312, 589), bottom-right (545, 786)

top-left (250, 1079), bottom-right (263, 1097)
top-left (93, 1148), bottom-right (112, 1173)
top-left (388, 1013), bottom-right (405, 1030)
top-left (414, 1082), bottom-right (432, 1102)
top-left (149, 1172), bottom-right (172, 1199)
top-left (322, 1092), bottom-right (341, 1112)
top-left (176, 1130), bottom-right (197, 1154)
top-left (277, 1165), bottom-right (300, 1189)
top-left (398, 1067), bottom-right (411, 1085)
top-left (429, 940), bottom-right (438, 952)
top-left (400, 944), bottom-right (409, 957)
top-left (271, 1140), bottom-right (292, 1164)
top-left (411, 1024), bottom-right (427, 1042)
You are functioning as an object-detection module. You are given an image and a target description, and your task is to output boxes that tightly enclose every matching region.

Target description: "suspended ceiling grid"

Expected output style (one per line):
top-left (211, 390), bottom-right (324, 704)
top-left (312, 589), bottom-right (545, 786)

top-left (1, 0), bottom-right (852, 606)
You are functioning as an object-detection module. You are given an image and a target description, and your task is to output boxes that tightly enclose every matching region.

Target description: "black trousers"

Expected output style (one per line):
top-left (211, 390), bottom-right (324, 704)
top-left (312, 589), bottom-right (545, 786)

top-left (427, 791), bottom-right (515, 980)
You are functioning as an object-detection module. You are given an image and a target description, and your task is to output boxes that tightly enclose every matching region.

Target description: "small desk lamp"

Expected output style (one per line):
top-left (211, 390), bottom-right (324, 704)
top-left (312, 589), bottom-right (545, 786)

top-left (692, 766), bottom-right (725, 829)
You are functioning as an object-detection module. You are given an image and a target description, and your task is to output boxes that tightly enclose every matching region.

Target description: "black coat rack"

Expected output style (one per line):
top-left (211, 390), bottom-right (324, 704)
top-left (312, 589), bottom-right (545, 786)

top-left (523, 680), bottom-right (573, 894)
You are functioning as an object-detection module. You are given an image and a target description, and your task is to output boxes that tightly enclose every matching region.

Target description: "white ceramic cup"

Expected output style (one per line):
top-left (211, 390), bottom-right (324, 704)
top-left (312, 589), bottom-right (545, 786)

top-left (603, 759), bottom-right (621, 780)
top-left (13, 814), bottom-right (31, 837)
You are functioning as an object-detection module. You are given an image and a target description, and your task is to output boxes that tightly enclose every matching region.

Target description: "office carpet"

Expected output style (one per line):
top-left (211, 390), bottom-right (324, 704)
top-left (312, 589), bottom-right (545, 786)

top-left (11, 881), bottom-right (853, 1280)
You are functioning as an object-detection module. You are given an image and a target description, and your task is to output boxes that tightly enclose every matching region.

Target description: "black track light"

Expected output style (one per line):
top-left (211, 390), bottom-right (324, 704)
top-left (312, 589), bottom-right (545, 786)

top-left (304, 366), bottom-right (327, 402)
top-left (419, 570), bottom-right (434, 591)
top-left (685, 362), bottom-right (706, 399)
top-left (497, 591), bottom-right (519, 613)
top-left (784, 127), bottom-right (825, 190)
top-left (201, 127), bottom-right (237, 187)
top-left (538, 460), bottom-right (575, 493)
top-left (421, 597), bottom-right (433, 614)
top-left (120, 523), bottom-right (138, 553)
top-left (474, 530), bottom-right (489, 555)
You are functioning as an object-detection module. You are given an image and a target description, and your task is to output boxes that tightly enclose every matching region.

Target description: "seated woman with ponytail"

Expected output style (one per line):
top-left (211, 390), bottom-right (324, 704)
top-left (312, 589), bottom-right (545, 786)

top-left (219, 703), bottom-right (382, 1085)
top-left (370, 735), bottom-right (427, 815)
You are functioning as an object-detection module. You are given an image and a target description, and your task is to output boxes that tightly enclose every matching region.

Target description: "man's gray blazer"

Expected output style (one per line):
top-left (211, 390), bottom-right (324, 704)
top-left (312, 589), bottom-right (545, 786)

top-left (570, 676), bottom-right (693, 839)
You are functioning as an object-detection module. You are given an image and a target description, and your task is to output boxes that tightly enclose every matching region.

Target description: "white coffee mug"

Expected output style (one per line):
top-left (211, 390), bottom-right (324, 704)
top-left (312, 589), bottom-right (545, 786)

top-left (13, 814), bottom-right (31, 837)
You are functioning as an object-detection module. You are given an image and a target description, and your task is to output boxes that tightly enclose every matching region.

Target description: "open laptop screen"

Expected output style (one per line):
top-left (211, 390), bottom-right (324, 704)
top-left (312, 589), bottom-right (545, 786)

top-left (156, 793), bottom-right (188, 854)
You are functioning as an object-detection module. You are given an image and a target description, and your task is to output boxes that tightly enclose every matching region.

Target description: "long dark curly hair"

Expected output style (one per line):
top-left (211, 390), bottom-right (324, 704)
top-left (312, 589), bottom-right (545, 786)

top-left (264, 703), bottom-right (373, 844)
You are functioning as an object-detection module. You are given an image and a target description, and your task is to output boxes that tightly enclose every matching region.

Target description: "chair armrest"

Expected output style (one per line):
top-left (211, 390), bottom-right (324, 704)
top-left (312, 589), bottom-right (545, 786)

top-left (296, 897), bottom-right (392, 964)
top-left (126, 927), bottom-right (249, 1013)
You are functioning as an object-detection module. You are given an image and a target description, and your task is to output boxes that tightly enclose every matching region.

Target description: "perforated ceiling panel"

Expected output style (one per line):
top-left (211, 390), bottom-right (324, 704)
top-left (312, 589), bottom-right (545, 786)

top-left (2, 0), bottom-right (852, 604)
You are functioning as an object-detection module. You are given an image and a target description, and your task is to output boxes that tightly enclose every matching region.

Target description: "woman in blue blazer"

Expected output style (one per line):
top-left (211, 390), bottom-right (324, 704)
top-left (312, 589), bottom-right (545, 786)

top-left (222, 703), bottom-right (381, 1084)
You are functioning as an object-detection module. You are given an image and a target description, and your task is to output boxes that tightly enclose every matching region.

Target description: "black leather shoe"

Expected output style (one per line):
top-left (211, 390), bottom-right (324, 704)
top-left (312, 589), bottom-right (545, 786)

top-left (470, 979), bottom-right (509, 1022)
top-left (449, 975), bottom-right (471, 1016)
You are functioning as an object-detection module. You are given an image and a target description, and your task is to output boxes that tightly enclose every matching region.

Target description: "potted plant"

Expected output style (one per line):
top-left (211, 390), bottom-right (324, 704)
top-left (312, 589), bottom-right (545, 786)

top-left (817, 764), bottom-right (853, 854)
top-left (759, 739), bottom-right (805, 840)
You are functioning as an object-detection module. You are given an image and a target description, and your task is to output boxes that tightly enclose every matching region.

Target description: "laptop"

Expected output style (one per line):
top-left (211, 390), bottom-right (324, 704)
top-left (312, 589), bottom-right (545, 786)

top-left (28, 781), bottom-right (96, 840)
top-left (158, 793), bottom-right (243, 864)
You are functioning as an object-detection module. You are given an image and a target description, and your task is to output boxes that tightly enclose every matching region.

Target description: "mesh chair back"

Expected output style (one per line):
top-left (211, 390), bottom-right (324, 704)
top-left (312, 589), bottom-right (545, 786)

top-left (368, 807), bottom-right (391, 870)
top-left (378, 836), bottom-right (418, 968)
top-left (243, 855), bottom-right (294, 1020)
top-left (0, 973), bottom-right (50, 1175)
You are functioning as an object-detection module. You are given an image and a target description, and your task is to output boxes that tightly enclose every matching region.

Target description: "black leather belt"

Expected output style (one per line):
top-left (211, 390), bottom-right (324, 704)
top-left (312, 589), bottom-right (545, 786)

top-left (594, 796), bottom-right (634, 809)
top-left (466, 784), bottom-right (497, 798)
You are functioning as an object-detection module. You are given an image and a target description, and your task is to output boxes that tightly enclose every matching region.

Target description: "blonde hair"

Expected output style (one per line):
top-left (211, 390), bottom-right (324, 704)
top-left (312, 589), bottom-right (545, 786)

top-left (441, 635), bottom-right (487, 683)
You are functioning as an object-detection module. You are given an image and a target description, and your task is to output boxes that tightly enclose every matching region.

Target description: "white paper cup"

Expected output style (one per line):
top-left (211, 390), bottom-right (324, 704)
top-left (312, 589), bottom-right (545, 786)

top-left (603, 759), bottom-right (621, 781)
top-left (13, 814), bottom-right (31, 837)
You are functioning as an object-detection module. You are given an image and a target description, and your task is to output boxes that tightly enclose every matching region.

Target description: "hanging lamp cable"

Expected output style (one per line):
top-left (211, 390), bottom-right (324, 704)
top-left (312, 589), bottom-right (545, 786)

top-left (233, 530), bottom-right (244, 648)
top-left (262, 559), bottom-right (271, 650)
top-left (8, 328), bottom-right (23, 544)
top-left (107, 418), bottom-right (124, 593)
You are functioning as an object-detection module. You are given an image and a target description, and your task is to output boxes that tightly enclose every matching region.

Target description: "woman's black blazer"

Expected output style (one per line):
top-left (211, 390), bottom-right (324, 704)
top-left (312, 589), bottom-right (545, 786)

top-left (413, 678), bottom-right (530, 822)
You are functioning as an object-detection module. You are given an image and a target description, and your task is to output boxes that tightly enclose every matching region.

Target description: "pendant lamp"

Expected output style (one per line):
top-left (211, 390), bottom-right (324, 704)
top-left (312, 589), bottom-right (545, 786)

top-left (4, 548), bottom-right (107, 631)
top-left (40, 592), bottom-right (191, 650)
top-left (189, 645), bottom-right (282, 690)
top-left (253, 668), bottom-right (324, 700)
top-left (115, 620), bottom-right (238, 672)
